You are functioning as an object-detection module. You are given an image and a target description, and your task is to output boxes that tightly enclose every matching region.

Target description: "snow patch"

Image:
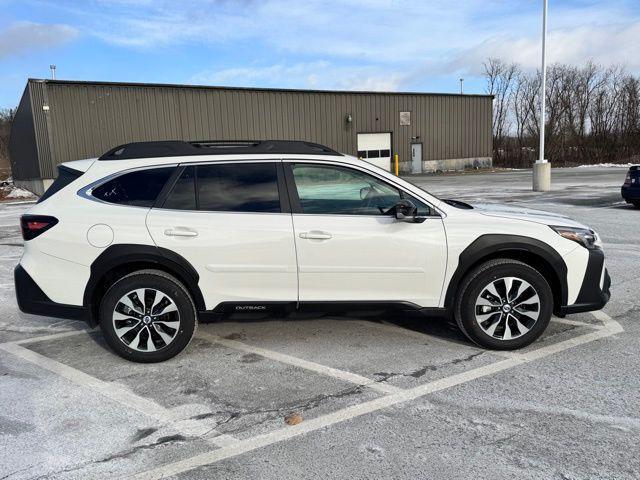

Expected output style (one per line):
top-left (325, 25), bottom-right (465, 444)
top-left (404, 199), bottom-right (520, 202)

top-left (575, 163), bottom-right (636, 168)
top-left (6, 187), bottom-right (34, 199)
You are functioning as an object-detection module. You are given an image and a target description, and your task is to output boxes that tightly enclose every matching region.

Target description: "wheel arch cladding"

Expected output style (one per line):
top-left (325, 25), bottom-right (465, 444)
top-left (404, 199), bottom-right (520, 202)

top-left (83, 244), bottom-right (206, 326)
top-left (444, 234), bottom-right (568, 313)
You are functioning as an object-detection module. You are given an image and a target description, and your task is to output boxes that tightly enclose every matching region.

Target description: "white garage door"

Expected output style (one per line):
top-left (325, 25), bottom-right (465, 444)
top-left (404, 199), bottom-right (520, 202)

top-left (357, 133), bottom-right (391, 171)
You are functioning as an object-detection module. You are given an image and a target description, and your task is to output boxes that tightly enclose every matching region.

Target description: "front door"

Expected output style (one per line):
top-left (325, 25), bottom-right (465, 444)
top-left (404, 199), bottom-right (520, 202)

top-left (285, 161), bottom-right (447, 307)
top-left (146, 161), bottom-right (298, 310)
top-left (411, 143), bottom-right (422, 174)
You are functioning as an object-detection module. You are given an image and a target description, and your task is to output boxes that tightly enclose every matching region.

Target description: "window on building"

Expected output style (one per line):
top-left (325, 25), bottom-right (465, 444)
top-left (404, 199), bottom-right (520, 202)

top-left (291, 164), bottom-right (402, 215)
top-left (92, 167), bottom-right (174, 207)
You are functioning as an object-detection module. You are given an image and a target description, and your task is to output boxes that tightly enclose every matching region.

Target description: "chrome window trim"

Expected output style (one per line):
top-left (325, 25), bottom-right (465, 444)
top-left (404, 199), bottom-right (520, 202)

top-left (77, 164), bottom-right (179, 208)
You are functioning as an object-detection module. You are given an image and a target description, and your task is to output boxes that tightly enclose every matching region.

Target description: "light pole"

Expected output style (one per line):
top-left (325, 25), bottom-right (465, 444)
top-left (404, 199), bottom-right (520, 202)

top-left (533, 0), bottom-right (551, 191)
top-left (459, 78), bottom-right (464, 94)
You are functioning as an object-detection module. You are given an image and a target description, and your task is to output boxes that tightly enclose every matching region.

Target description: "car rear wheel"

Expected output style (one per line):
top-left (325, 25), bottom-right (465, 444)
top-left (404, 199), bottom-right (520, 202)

top-left (99, 269), bottom-right (197, 362)
top-left (454, 259), bottom-right (553, 350)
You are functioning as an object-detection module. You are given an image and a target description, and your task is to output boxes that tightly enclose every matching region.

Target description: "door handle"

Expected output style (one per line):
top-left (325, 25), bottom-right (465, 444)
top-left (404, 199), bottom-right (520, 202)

top-left (299, 231), bottom-right (332, 240)
top-left (164, 228), bottom-right (198, 237)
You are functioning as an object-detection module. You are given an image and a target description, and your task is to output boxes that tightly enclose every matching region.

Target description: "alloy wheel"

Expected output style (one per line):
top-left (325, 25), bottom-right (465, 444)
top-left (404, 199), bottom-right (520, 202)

top-left (474, 276), bottom-right (541, 341)
top-left (112, 288), bottom-right (181, 352)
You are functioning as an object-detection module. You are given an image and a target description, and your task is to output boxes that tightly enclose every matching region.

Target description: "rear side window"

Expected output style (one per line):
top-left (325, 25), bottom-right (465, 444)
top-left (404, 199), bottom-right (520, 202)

top-left (162, 163), bottom-right (281, 213)
top-left (163, 166), bottom-right (196, 210)
top-left (38, 165), bottom-right (83, 203)
top-left (92, 167), bottom-right (174, 207)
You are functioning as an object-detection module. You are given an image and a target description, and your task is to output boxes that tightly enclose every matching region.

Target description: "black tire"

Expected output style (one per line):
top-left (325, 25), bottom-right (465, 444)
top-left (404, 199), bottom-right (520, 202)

top-left (99, 269), bottom-right (197, 362)
top-left (454, 259), bottom-right (553, 350)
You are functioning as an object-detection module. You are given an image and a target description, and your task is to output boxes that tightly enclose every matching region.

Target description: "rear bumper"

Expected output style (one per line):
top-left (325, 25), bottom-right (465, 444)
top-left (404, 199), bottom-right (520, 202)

top-left (14, 264), bottom-right (88, 321)
top-left (621, 186), bottom-right (640, 202)
top-left (557, 248), bottom-right (610, 316)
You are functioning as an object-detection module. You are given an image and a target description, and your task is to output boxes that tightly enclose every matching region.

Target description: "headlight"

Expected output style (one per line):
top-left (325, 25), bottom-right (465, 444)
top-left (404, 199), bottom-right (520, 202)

top-left (550, 226), bottom-right (600, 249)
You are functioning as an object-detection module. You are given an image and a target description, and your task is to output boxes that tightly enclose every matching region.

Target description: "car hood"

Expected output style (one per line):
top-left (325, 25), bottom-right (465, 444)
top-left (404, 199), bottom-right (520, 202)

top-left (469, 202), bottom-right (589, 229)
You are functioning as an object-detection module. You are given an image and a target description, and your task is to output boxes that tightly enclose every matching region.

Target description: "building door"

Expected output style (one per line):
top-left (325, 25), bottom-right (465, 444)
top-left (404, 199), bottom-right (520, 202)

top-left (411, 143), bottom-right (422, 174)
top-left (357, 133), bottom-right (391, 171)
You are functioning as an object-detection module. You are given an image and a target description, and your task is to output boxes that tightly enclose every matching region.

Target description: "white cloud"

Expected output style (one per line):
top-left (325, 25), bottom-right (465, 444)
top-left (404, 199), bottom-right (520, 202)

top-left (30, 0), bottom-right (640, 88)
top-left (449, 21), bottom-right (640, 74)
top-left (191, 60), bottom-right (406, 91)
top-left (0, 22), bottom-right (79, 59)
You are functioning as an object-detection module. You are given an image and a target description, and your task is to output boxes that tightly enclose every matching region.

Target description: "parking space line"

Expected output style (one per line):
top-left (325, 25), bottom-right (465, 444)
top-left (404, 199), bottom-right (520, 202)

top-left (0, 342), bottom-right (238, 448)
top-left (129, 311), bottom-right (623, 480)
top-left (197, 330), bottom-right (403, 395)
top-left (7, 329), bottom-right (89, 346)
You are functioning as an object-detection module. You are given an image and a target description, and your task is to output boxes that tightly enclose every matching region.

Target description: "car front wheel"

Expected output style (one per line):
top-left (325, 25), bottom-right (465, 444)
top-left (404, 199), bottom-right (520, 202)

top-left (99, 269), bottom-right (197, 362)
top-left (454, 259), bottom-right (553, 350)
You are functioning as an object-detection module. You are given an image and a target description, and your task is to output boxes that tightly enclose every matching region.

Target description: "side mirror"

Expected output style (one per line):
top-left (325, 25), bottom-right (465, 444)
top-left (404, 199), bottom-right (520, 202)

top-left (389, 200), bottom-right (426, 223)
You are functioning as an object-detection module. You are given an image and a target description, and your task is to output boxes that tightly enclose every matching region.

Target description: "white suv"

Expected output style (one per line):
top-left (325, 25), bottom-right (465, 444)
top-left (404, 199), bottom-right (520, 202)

top-left (15, 140), bottom-right (610, 362)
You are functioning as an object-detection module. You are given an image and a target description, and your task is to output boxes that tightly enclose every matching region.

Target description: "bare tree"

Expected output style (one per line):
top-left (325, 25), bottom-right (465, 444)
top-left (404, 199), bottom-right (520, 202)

top-left (484, 57), bottom-right (640, 167)
top-left (0, 108), bottom-right (15, 179)
top-left (484, 58), bottom-right (519, 151)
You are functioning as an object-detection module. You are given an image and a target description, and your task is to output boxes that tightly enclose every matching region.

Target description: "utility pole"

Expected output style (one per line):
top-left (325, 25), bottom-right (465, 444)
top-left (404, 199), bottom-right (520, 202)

top-left (459, 78), bottom-right (464, 94)
top-left (50, 65), bottom-right (57, 80)
top-left (533, 0), bottom-right (551, 191)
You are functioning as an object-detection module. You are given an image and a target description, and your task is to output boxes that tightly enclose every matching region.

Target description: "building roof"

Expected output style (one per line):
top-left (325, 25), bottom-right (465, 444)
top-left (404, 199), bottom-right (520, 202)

top-left (28, 78), bottom-right (493, 99)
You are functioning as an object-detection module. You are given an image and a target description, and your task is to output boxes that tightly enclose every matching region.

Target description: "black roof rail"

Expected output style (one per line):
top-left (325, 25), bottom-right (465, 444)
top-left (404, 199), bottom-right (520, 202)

top-left (98, 140), bottom-right (343, 160)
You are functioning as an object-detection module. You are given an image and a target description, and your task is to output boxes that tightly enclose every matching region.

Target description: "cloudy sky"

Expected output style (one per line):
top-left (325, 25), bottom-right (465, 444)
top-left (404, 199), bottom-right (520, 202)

top-left (0, 0), bottom-right (638, 108)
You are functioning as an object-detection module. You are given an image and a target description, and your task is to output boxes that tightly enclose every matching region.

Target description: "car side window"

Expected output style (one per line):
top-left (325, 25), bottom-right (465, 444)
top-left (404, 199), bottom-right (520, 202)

top-left (162, 163), bottom-right (281, 213)
top-left (92, 167), bottom-right (174, 207)
top-left (291, 164), bottom-right (402, 215)
top-left (403, 193), bottom-right (434, 216)
top-left (163, 166), bottom-right (196, 210)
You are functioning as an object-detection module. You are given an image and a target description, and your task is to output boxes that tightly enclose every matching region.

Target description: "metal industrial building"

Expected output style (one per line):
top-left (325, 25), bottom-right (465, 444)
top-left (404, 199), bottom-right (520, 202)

top-left (10, 78), bottom-right (493, 194)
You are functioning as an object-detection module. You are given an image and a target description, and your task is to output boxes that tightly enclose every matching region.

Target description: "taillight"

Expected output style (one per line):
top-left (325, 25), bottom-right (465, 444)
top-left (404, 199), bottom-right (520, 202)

top-left (20, 215), bottom-right (58, 241)
top-left (624, 172), bottom-right (631, 186)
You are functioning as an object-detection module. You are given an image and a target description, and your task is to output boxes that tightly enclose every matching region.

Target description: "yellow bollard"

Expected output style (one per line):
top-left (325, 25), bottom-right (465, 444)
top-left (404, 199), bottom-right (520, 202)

top-left (394, 154), bottom-right (399, 176)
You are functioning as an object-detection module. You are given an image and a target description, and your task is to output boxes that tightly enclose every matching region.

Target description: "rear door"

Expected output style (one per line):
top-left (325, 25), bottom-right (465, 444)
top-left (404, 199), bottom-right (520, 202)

top-left (284, 161), bottom-right (447, 307)
top-left (146, 161), bottom-right (298, 310)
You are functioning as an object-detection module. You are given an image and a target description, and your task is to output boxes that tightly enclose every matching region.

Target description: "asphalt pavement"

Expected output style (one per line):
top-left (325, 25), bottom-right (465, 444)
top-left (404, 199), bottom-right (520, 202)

top-left (0, 166), bottom-right (638, 480)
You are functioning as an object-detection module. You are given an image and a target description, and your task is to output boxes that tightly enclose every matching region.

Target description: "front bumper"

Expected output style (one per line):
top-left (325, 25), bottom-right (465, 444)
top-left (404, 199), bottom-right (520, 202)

top-left (558, 248), bottom-right (610, 316)
top-left (14, 264), bottom-right (88, 321)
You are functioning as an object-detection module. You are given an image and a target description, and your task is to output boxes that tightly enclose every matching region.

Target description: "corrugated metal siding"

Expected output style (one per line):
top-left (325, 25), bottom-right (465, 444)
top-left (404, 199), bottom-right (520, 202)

top-left (36, 80), bottom-right (492, 176)
top-left (28, 82), bottom-right (55, 178)
top-left (8, 85), bottom-right (40, 180)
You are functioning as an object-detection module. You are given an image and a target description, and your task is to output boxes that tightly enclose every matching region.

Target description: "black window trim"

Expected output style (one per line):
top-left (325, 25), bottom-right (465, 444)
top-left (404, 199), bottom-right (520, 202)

top-left (156, 159), bottom-right (291, 214)
top-left (282, 160), bottom-right (442, 218)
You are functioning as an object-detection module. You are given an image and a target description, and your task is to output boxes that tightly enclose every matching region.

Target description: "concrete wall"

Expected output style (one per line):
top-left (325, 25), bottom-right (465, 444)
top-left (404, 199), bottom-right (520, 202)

top-left (422, 156), bottom-right (493, 173)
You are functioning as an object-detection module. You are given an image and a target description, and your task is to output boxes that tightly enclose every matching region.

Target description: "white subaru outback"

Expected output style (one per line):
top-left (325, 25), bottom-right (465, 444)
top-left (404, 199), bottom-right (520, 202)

top-left (15, 140), bottom-right (610, 362)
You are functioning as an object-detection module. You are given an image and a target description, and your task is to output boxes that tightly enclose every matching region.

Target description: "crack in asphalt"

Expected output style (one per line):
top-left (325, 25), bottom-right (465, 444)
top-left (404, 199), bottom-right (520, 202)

top-left (192, 384), bottom-right (366, 436)
top-left (96, 434), bottom-right (188, 464)
top-left (372, 351), bottom-right (486, 381)
top-left (28, 435), bottom-right (188, 479)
